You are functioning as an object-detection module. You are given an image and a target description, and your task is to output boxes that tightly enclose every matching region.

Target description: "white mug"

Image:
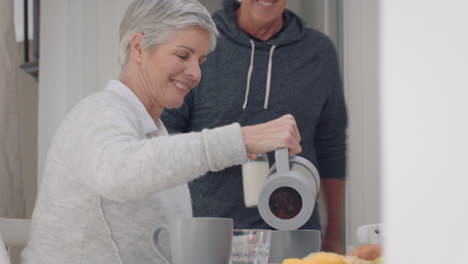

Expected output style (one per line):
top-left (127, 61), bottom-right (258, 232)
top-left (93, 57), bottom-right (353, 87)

top-left (152, 217), bottom-right (233, 264)
top-left (269, 230), bottom-right (321, 263)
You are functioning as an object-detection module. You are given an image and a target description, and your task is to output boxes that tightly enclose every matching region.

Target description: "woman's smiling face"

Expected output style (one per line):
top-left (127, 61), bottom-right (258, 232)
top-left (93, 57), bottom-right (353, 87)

top-left (139, 26), bottom-right (211, 110)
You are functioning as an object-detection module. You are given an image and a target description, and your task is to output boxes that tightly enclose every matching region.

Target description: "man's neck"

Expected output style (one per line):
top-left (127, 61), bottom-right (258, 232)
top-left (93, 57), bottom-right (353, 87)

top-left (235, 9), bottom-right (283, 41)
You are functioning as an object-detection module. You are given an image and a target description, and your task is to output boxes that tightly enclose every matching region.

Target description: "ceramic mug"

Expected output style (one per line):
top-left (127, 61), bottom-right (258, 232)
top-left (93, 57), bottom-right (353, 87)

top-left (152, 217), bottom-right (233, 264)
top-left (269, 229), bottom-right (321, 263)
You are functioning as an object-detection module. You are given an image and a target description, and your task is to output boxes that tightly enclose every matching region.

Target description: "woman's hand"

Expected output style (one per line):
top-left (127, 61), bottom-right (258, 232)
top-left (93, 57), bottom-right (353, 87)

top-left (241, 114), bottom-right (302, 160)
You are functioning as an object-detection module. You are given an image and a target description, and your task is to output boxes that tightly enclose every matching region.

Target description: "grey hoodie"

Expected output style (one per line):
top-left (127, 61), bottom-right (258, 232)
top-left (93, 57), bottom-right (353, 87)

top-left (161, 0), bottom-right (347, 230)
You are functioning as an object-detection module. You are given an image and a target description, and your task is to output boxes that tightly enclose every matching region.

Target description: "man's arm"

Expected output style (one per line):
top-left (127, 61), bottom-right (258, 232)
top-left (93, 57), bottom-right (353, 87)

top-left (321, 178), bottom-right (345, 254)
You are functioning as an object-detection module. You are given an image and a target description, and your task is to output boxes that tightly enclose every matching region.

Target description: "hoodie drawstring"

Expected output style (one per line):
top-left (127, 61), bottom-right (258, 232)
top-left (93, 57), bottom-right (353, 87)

top-left (243, 40), bottom-right (255, 109)
top-left (264, 45), bottom-right (276, 110)
top-left (243, 40), bottom-right (277, 110)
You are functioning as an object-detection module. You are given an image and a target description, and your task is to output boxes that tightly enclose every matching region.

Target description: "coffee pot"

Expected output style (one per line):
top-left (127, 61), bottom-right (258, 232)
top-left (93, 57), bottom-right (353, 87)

top-left (258, 148), bottom-right (320, 230)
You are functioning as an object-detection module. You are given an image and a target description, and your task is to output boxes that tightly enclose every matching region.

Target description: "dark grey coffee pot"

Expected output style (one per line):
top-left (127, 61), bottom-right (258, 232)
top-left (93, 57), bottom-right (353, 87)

top-left (258, 148), bottom-right (320, 230)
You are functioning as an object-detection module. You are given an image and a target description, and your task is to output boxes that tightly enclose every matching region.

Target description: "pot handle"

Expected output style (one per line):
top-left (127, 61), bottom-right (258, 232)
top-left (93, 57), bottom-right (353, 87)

top-left (274, 148), bottom-right (290, 173)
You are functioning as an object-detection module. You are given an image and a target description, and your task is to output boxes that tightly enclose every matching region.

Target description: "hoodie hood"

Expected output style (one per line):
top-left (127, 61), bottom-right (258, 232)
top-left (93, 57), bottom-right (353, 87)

top-left (215, 0), bottom-right (307, 48)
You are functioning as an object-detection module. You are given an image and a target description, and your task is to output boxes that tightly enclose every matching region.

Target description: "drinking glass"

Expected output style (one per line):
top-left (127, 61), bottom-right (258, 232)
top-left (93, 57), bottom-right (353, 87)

top-left (231, 229), bottom-right (271, 264)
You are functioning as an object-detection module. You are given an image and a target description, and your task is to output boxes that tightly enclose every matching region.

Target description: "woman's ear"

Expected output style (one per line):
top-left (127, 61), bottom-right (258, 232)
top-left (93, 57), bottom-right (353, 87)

top-left (130, 32), bottom-right (144, 62)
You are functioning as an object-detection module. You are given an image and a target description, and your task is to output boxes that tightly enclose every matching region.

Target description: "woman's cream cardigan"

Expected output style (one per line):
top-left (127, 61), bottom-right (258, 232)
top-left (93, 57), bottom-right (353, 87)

top-left (22, 80), bottom-right (247, 264)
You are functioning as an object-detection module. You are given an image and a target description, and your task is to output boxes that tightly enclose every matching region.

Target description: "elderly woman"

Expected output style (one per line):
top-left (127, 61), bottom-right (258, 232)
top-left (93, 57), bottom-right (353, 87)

top-left (21, 0), bottom-right (301, 263)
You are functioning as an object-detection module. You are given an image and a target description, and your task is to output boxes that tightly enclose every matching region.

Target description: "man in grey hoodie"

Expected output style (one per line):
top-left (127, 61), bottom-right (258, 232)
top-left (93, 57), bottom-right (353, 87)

top-left (161, 0), bottom-right (347, 253)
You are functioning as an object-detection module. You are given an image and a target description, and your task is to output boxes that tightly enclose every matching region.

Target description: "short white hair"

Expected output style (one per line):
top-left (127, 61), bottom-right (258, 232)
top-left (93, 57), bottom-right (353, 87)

top-left (118, 0), bottom-right (218, 75)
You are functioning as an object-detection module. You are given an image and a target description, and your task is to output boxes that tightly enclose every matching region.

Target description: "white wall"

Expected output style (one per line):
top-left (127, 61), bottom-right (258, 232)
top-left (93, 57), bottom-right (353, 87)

top-left (342, 0), bottom-right (381, 250)
top-left (343, 1), bottom-right (468, 261)
top-left (38, 0), bottom-right (132, 184)
top-left (380, 0), bottom-right (468, 263)
top-left (14, 0), bottom-right (34, 42)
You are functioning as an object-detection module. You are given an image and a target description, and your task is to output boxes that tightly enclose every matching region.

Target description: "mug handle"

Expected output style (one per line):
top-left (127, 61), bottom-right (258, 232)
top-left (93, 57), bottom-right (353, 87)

top-left (152, 225), bottom-right (172, 264)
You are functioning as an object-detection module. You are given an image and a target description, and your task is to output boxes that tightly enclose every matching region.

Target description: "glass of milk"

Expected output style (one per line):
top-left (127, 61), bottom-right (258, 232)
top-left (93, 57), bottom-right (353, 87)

top-left (242, 154), bottom-right (270, 208)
